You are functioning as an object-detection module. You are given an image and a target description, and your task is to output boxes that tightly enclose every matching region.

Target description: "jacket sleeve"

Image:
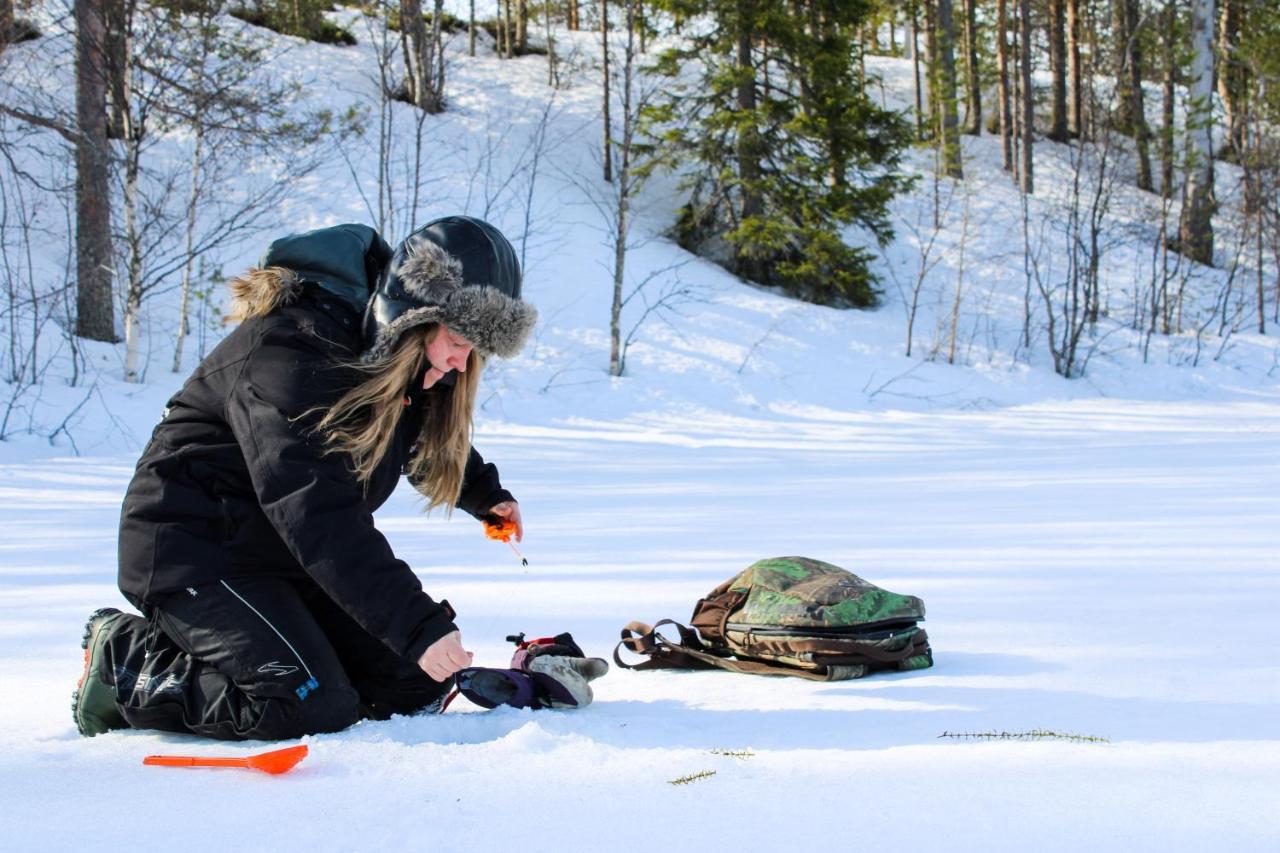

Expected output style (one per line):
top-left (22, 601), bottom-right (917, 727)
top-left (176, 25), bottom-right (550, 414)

top-left (225, 324), bottom-right (457, 662)
top-left (456, 446), bottom-right (515, 519)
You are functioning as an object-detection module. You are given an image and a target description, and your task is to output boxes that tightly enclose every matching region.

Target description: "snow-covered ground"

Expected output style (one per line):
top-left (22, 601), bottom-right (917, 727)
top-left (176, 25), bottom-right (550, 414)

top-left (2, 399), bottom-right (1278, 850)
top-left (1, 4), bottom-right (1279, 850)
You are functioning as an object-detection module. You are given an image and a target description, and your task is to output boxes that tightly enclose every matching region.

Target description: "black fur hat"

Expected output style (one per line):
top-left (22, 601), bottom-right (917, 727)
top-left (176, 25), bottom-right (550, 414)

top-left (362, 216), bottom-right (536, 361)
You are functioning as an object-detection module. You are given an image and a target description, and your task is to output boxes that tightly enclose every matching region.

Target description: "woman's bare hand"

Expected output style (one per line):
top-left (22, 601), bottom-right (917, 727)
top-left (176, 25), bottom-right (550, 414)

top-left (486, 501), bottom-right (523, 542)
top-left (417, 630), bottom-right (473, 683)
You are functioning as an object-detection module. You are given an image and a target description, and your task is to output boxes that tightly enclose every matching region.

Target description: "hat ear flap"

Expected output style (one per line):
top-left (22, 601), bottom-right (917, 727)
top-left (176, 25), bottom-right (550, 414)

top-left (395, 237), bottom-right (463, 302)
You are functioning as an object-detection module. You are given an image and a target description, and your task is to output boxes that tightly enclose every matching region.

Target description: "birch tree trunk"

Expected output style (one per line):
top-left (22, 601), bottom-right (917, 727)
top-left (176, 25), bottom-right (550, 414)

top-left (173, 122), bottom-right (203, 374)
top-left (468, 0), bottom-right (475, 57)
top-left (122, 126), bottom-right (145, 382)
top-left (1179, 0), bottom-right (1215, 265)
top-left (610, 0), bottom-right (638, 377)
top-left (74, 0), bottom-right (116, 342)
top-left (1067, 0), bottom-right (1082, 138)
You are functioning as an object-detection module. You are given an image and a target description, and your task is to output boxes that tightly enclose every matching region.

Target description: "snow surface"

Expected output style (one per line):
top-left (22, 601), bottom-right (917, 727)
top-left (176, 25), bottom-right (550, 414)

top-left (1, 5), bottom-right (1279, 851)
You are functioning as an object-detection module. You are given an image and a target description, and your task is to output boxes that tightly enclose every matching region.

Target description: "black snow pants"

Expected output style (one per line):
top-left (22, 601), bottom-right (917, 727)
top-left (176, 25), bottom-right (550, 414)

top-left (103, 576), bottom-right (450, 740)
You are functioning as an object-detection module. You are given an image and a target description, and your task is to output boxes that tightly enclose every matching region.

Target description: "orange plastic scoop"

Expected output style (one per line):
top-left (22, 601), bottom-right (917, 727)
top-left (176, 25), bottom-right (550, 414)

top-left (143, 744), bottom-right (308, 775)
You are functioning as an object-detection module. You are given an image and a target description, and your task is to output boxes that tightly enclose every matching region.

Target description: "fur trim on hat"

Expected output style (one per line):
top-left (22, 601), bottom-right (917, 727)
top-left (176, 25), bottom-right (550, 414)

top-left (362, 304), bottom-right (448, 364)
top-left (226, 266), bottom-right (301, 324)
top-left (361, 291), bottom-right (538, 363)
top-left (440, 286), bottom-right (538, 359)
top-left (396, 236), bottom-right (463, 303)
top-left (363, 234), bottom-right (536, 361)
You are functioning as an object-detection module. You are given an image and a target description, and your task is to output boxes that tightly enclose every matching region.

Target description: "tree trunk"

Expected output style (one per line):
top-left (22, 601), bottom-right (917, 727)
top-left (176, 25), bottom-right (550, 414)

top-left (1159, 0), bottom-right (1175, 193)
top-left (1216, 0), bottom-right (1244, 160)
top-left (468, 0), bottom-right (475, 56)
top-left (936, 0), bottom-right (963, 177)
top-left (103, 0), bottom-right (129, 140)
top-left (610, 0), bottom-right (638, 376)
top-left (1112, 0), bottom-right (1152, 190)
top-left (1125, 0), bottom-right (1151, 190)
top-left (401, 0), bottom-right (430, 105)
top-left (173, 122), bottom-right (203, 374)
top-left (545, 0), bottom-right (557, 86)
top-left (911, 1), bottom-right (924, 140)
top-left (923, 0), bottom-right (937, 130)
top-left (1179, 0), bottom-right (1215, 265)
top-left (1048, 0), bottom-right (1069, 140)
top-left (516, 0), bottom-right (527, 52)
top-left (430, 0), bottom-right (445, 108)
top-left (997, 0), bottom-right (1013, 171)
top-left (962, 0), bottom-right (980, 135)
top-left (122, 130), bottom-right (144, 382)
top-left (734, 0), bottom-right (764, 281)
top-left (1067, 0), bottom-right (1082, 138)
top-left (602, 0), bottom-right (612, 182)
top-left (503, 0), bottom-right (513, 57)
top-left (1018, 0), bottom-right (1033, 193)
top-left (74, 0), bottom-right (116, 343)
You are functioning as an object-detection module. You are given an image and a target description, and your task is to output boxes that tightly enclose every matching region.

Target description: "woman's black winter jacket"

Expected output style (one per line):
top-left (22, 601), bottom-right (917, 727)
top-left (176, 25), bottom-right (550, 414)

top-left (118, 284), bottom-right (512, 662)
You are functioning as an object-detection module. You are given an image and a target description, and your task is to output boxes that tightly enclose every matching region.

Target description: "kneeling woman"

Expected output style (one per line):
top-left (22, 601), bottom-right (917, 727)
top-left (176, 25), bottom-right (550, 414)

top-left (74, 216), bottom-right (536, 740)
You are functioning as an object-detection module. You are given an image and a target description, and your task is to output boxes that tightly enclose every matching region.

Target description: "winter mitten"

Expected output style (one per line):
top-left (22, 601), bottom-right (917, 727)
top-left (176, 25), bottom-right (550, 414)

top-left (454, 632), bottom-right (609, 711)
top-left (525, 655), bottom-right (609, 709)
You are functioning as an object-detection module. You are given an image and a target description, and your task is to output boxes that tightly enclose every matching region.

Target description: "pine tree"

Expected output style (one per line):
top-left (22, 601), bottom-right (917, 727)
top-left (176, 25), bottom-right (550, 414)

top-left (644, 0), bottom-right (910, 306)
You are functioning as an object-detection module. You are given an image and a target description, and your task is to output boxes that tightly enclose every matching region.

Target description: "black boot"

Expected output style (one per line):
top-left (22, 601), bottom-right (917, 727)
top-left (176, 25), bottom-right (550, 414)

top-left (72, 608), bottom-right (129, 737)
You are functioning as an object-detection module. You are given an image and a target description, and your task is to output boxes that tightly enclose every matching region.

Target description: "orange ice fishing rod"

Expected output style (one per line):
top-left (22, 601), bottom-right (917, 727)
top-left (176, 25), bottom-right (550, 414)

top-left (482, 516), bottom-right (528, 567)
top-left (143, 744), bottom-right (308, 775)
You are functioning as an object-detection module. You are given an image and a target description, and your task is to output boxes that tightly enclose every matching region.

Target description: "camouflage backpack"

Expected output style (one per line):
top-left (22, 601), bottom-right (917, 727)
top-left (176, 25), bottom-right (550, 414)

top-left (614, 557), bottom-right (933, 681)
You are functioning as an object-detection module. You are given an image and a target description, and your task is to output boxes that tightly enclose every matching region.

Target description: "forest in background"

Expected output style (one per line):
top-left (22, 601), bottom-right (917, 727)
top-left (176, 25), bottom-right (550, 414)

top-left (0, 0), bottom-right (1277, 438)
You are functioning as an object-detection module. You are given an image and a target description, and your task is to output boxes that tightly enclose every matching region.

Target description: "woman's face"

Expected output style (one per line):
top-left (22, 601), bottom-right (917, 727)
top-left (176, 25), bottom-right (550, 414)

top-left (423, 325), bottom-right (474, 389)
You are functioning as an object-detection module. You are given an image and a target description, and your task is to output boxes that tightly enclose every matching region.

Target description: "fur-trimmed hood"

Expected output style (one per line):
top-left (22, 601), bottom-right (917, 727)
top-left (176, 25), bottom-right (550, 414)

top-left (363, 217), bottom-right (536, 362)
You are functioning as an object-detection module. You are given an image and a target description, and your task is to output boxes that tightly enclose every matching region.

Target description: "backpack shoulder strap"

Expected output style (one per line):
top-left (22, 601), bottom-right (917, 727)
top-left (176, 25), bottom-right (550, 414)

top-left (613, 620), bottom-right (840, 681)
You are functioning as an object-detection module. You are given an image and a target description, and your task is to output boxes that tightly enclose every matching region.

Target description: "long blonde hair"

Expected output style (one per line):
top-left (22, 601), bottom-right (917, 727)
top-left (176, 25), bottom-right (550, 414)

top-left (315, 325), bottom-right (484, 513)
